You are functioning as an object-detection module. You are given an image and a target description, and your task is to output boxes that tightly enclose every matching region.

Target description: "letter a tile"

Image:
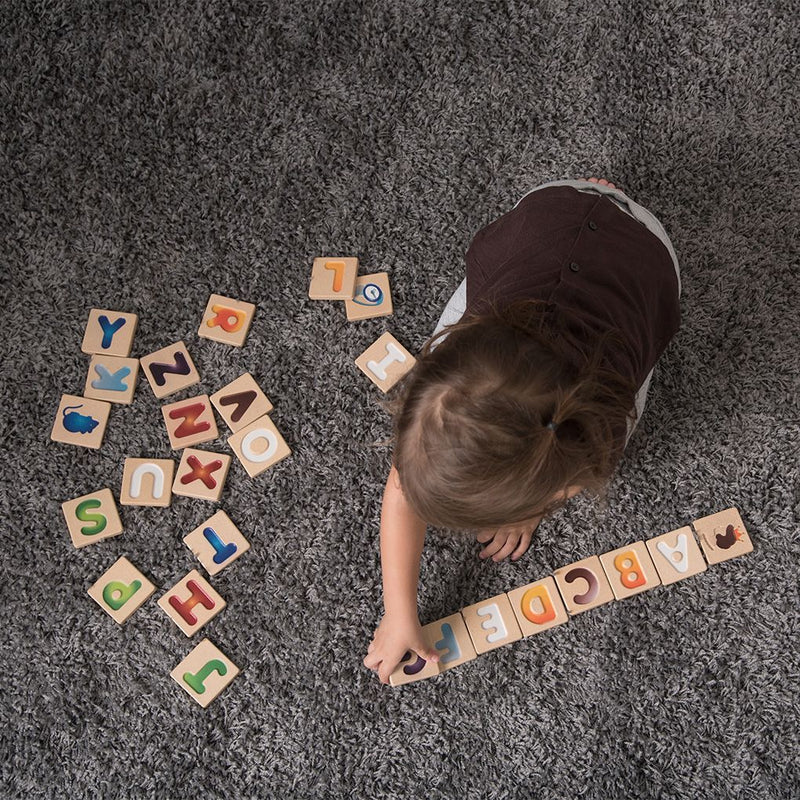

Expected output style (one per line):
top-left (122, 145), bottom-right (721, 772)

top-left (645, 526), bottom-right (707, 586)
top-left (88, 556), bottom-right (155, 624)
top-left (172, 448), bottom-right (231, 502)
top-left (355, 332), bottom-right (417, 393)
top-left (461, 593), bottom-right (522, 654)
top-left (158, 570), bottom-right (226, 637)
top-left (692, 507), bottom-right (754, 565)
top-left (171, 638), bottom-right (240, 707)
top-left (62, 488), bottom-right (123, 549)
top-left (210, 373), bottom-right (273, 432)
top-left (198, 293), bottom-right (256, 347)
top-left (140, 341), bottom-right (200, 399)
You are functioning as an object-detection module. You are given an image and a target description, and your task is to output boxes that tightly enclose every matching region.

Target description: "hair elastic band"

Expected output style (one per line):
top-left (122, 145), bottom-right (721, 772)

top-left (546, 420), bottom-right (559, 432)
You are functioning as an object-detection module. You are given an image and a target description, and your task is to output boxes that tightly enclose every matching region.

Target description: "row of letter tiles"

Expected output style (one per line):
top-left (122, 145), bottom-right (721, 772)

top-left (390, 509), bottom-right (752, 686)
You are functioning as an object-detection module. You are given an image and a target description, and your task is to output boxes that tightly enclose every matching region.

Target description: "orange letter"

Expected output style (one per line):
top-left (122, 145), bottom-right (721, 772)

top-left (324, 261), bottom-right (346, 292)
top-left (614, 550), bottom-right (646, 589)
top-left (521, 584), bottom-right (556, 625)
top-left (207, 305), bottom-right (245, 333)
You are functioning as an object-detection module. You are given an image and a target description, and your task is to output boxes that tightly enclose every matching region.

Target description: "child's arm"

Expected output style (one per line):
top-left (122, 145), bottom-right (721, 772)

top-left (363, 465), bottom-right (439, 683)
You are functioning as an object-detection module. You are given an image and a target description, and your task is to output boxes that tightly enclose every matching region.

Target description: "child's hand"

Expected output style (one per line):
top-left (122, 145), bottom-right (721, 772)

top-left (363, 613), bottom-right (439, 684)
top-left (477, 517), bottom-right (541, 562)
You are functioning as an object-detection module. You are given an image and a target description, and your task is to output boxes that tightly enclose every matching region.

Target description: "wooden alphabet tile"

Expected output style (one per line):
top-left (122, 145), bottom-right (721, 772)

top-left (87, 556), bottom-right (155, 624)
top-left (554, 555), bottom-right (615, 615)
top-left (172, 448), bottom-right (231, 502)
top-left (507, 576), bottom-right (569, 636)
top-left (692, 507), bottom-right (754, 565)
top-left (210, 373), bottom-right (273, 433)
top-left (388, 649), bottom-right (441, 687)
top-left (84, 355), bottom-right (139, 404)
top-left (140, 341), bottom-right (200, 399)
top-left (345, 272), bottom-right (393, 321)
top-left (157, 570), bottom-right (226, 637)
top-left (161, 394), bottom-right (219, 450)
top-left (308, 256), bottom-right (358, 300)
top-left (645, 526), bottom-right (708, 586)
top-left (461, 593), bottom-right (522, 655)
top-left (355, 332), bottom-right (416, 393)
top-left (599, 541), bottom-right (662, 601)
top-left (183, 510), bottom-right (250, 575)
top-left (120, 457), bottom-right (175, 507)
top-left (62, 488), bottom-right (123, 549)
top-left (198, 294), bottom-right (256, 347)
top-left (50, 394), bottom-right (111, 450)
top-left (227, 414), bottom-right (291, 478)
top-left (171, 638), bottom-right (240, 707)
top-left (423, 612), bottom-right (477, 672)
top-left (81, 309), bottom-right (138, 357)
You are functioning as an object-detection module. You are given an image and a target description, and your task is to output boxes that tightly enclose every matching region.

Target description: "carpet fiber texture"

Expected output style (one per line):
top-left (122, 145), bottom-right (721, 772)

top-left (2, 1), bottom-right (798, 798)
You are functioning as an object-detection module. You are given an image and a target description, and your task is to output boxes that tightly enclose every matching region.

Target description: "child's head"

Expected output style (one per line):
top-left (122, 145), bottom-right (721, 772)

top-left (391, 301), bottom-right (638, 529)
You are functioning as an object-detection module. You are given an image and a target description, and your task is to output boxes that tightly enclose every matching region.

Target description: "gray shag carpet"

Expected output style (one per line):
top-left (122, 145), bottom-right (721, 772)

top-left (2, 2), bottom-right (798, 798)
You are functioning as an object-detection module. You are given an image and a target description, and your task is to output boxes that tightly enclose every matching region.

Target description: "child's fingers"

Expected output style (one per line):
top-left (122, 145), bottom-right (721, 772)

top-left (492, 535), bottom-right (521, 562)
top-left (511, 531), bottom-right (533, 561)
top-left (479, 536), bottom-right (506, 559)
top-left (475, 529), bottom-right (495, 543)
top-left (363, 651), bottom-right (381, 670)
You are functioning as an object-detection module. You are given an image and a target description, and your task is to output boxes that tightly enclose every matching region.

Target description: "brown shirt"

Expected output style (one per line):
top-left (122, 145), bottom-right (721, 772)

top-left (465, 186), bottom-right (681, 387)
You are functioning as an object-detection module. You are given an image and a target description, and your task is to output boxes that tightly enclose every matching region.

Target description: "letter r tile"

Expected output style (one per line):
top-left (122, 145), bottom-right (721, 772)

top-left (198, 294), bottom-right (256, 347)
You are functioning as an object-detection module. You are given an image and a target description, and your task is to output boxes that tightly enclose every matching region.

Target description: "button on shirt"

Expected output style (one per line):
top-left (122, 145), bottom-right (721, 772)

top-left (464, 186), bottom-right (681, 387)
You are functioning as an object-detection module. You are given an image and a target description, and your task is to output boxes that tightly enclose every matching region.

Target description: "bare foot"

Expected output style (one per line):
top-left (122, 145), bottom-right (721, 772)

top-left (582, 176), bottom-right (622, 191)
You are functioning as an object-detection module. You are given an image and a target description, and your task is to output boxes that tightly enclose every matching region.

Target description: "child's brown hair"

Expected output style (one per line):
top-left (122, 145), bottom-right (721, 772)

top-left (391, 300), bottom-right (639, 529)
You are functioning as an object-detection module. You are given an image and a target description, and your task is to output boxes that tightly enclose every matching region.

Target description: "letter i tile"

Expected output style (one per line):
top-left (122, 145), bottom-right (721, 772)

top-left (599, 541), bottom-right (662, 601)
top-left (354, 332), bottom-right (417, 393)
top-left (506, 576), bottom-right (569, 637)
top-left (460, 593), bottom-right (522, 654)
top-left (171, 638), bottom-right (240, 707)
top-left (183, 510), bottom-right (250, 575)
top-left (88, 556), bottom-right (155, 624)
top-left (423, 612), bottom-right (477, 672)
top-left (158, 570), bottom-right (226, 636)
top-left (553, 555), bottom-right (615, 615)
top-left (61, 488), bottom-right (123, 549)
top-left (692, 507), bottom-right (754, 565)
top-left (645, 527), bottom-right (707, 586)
top-left (198, 293), bottom-right (256, 347)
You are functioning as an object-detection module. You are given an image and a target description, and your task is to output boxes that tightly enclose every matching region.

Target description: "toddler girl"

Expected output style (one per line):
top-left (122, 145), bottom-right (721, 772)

top-left (363, 178), bottom-right (681, 683)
